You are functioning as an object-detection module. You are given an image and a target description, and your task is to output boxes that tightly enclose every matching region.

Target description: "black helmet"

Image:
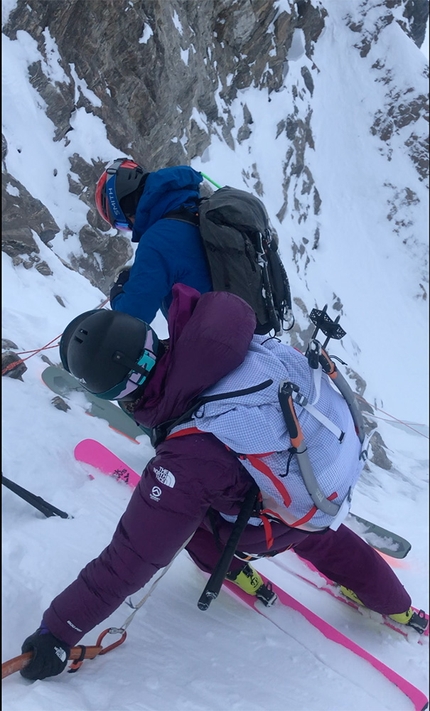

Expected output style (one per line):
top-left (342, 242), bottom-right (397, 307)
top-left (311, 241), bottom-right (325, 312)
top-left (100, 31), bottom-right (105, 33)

top-left (95, 158), bottom-right (148, 230)
top-left (59, 309), bottom-right (160, 401)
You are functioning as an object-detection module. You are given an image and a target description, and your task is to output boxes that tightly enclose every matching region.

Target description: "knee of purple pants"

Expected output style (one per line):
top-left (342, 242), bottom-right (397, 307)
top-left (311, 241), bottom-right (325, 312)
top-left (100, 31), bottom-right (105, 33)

top-left (295, 525), bottom-right (412, 615)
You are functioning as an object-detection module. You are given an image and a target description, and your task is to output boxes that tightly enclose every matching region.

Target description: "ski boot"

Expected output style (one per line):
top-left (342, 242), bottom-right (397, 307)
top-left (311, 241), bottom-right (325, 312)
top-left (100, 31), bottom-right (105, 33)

top-left (226, 564), bottom-right (277, 607)
top-left (340, 586), bottom-right (428, 634)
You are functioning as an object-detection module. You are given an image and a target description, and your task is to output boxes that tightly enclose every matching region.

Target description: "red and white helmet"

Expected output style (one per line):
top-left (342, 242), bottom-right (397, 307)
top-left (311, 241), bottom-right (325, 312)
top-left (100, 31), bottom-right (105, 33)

top-left (95, 158), bottom-right (147, 230)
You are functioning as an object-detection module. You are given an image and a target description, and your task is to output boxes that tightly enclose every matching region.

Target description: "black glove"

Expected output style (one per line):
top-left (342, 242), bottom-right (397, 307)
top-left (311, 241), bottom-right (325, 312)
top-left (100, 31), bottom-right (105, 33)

top-left (20, 627), bottom-right (71, 680)
top-left (110, 267), bottom-right (131, 305)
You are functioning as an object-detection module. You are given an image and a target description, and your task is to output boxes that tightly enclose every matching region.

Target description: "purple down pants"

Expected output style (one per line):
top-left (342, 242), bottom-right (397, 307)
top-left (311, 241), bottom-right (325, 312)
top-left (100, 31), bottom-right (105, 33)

top-left (187, 514), bottom-right (411, 616)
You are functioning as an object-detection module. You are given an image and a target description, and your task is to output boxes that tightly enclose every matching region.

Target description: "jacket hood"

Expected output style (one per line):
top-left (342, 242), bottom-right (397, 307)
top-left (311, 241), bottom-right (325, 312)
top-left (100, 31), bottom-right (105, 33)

top-left (132, 166), bottom-right (203, 242)
top-left (133, 284), bottom-right (256, 429)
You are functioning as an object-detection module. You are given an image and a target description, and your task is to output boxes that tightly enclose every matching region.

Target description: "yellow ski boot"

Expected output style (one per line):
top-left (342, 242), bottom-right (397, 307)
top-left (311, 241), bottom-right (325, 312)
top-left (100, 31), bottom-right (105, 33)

top-left (340, 586), bottom-right (428, 634)
top-left (226, 564), bottom-right (277, 607)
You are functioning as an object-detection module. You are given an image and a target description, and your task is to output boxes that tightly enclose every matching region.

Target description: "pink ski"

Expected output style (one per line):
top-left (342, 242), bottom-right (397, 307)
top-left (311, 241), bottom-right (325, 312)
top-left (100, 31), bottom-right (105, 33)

top-left (224, 577), bottom-right (429, 711)
top-left (273, 554), bottom-right (429, 639)
top-left (75, 438), bottom-right (428, 708)
top-left (74, 439), bottom-right (428, 635)
top-left (74, 439), bottom-right (141, 488)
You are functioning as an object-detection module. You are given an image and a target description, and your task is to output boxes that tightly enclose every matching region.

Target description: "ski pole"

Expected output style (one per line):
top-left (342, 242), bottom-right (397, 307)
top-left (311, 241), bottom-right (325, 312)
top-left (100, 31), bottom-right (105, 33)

top-left (2, 474), bottom-right (72, 519)
top-left (198, 482), bottom-right (259, 610)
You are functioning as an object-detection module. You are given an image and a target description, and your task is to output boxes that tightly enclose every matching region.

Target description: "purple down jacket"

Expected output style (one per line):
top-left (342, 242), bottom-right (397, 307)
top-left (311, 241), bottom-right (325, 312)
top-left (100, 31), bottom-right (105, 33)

top-left (44, 285), bottom-right (410, 646)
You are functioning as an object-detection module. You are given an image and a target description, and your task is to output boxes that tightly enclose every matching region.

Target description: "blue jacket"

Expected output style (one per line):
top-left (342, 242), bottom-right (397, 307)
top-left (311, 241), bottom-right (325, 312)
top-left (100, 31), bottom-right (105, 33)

top-left (111, 166), bottom-right (213, 323)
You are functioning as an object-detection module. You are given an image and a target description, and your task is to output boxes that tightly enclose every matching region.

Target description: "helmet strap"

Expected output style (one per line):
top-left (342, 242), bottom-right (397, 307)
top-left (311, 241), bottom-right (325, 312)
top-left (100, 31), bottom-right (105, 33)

top-left (112, 349), bottom-right (157, 385)
top-left (112, 350), bottom-right (149, 377)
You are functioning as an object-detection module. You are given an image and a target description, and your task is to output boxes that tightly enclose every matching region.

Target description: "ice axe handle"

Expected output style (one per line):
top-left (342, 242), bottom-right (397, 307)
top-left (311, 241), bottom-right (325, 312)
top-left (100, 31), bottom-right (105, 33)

top-left (197, 482), bottom-right (260, 611)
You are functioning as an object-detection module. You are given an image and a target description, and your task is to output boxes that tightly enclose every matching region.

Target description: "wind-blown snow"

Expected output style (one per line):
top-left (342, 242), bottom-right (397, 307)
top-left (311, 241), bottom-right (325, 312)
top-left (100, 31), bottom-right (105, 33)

top-left (2, 2), bottom-right (428, 709)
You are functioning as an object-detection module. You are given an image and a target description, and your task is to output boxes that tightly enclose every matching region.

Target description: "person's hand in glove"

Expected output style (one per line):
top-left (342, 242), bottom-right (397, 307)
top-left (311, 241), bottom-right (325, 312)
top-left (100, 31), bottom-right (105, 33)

top-left (20, 624), bottom-right (71, 680)
top-left (110, 266), bottom-right (131, 305)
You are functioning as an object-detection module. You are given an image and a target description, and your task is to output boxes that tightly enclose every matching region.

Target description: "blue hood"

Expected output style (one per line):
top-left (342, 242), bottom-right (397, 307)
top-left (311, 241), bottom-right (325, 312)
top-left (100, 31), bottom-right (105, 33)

top-left (132, 166), bottom-right (203, 243)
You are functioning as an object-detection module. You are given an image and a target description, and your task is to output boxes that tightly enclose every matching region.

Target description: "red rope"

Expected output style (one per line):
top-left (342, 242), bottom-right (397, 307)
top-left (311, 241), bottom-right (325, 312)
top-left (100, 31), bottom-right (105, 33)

top-left (2, 359), bottom-right (29, 376)
top-left (1, 297), bottom-right (109, 376)
top-left (17, 344), bottom-right (61, 355)
top-left (356, 395), bottom-right (428, 439)
top-left (2, 296), bottom-right (427, 440)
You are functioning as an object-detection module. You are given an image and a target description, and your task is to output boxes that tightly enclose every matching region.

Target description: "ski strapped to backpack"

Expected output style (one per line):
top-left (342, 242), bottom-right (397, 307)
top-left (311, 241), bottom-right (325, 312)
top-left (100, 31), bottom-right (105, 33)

top-left (164, 178), bottom-right (295, 335)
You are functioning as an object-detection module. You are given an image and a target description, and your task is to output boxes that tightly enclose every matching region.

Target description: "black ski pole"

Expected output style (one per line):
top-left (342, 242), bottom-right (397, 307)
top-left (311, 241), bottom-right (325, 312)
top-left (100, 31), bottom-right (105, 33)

top-left (198, 482), bottom-right (259, 611)
top-left (2, 473), bottom-right (72, 519)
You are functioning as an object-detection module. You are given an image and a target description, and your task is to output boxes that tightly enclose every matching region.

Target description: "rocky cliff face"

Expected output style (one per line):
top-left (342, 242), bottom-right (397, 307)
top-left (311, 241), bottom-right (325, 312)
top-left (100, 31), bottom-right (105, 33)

top-left (2, 0), bottom-right (429, 465)
top-left (3, 0), bottom-right (427, 292)
top-left (1, 0), bottom-right (315, 288)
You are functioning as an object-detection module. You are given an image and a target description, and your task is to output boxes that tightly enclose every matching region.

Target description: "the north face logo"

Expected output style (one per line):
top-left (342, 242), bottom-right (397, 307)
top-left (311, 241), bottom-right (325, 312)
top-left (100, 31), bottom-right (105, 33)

top-left (54, 646), bottom-right (67, 663)
top-left (154, 466), bottom-right (176, 488)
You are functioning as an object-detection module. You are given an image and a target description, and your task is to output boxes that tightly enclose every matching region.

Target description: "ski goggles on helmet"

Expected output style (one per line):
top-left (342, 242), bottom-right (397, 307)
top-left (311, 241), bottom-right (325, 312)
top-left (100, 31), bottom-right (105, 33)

top-left (104, 159), bottom-right (134, 231)
top-left (97, 327), bottom-right (159, 401)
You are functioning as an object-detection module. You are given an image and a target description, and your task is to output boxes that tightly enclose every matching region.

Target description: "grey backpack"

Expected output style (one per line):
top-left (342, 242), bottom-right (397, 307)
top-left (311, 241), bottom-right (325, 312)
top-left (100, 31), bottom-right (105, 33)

top-left (166, 186), bottom-right (294, 335)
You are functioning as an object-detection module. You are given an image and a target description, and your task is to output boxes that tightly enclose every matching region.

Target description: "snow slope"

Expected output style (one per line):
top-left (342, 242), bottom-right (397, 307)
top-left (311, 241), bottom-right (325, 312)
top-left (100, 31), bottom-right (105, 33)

top-left (2, 1), bottom-right (428, 709)
top-left (1, 342), bottom-right (428, 710)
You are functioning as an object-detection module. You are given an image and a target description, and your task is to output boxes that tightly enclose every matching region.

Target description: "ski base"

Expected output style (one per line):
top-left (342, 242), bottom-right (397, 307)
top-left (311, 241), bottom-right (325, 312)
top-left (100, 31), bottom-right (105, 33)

top-left (347, 513), bottom-right (411, 559)
top-left (74, 439), bottom-right (141, 488)
top-left (42, 366), bottom-right (148, 442)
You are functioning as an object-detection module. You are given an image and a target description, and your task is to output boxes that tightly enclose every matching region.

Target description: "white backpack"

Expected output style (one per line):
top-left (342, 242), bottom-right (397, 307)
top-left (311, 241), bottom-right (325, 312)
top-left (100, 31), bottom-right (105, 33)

top-left (167, 335), bottom-right (374, 533)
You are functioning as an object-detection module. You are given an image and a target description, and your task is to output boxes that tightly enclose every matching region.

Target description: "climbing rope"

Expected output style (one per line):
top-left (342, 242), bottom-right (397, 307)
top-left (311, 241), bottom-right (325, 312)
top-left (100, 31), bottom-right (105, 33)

top-left (356, 395), bottom-right (428, 439)
top-left (2, 292), bottom-right (427, 439)
top-left (1, 297), bottom-right (109, 376)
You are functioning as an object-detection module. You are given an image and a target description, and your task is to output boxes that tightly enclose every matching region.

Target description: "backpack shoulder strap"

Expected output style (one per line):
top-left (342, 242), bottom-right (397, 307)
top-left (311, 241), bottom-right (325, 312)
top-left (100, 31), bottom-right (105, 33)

top-left (163, 206), bottom-right (200, 226)
top-left (150, 379), bottom-right (273, 448)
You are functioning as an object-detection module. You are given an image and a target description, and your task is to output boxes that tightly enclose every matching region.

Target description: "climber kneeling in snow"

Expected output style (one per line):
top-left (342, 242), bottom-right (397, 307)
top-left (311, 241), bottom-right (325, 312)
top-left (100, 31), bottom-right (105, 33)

top-left (20, 285), bottom-right (427, 680)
